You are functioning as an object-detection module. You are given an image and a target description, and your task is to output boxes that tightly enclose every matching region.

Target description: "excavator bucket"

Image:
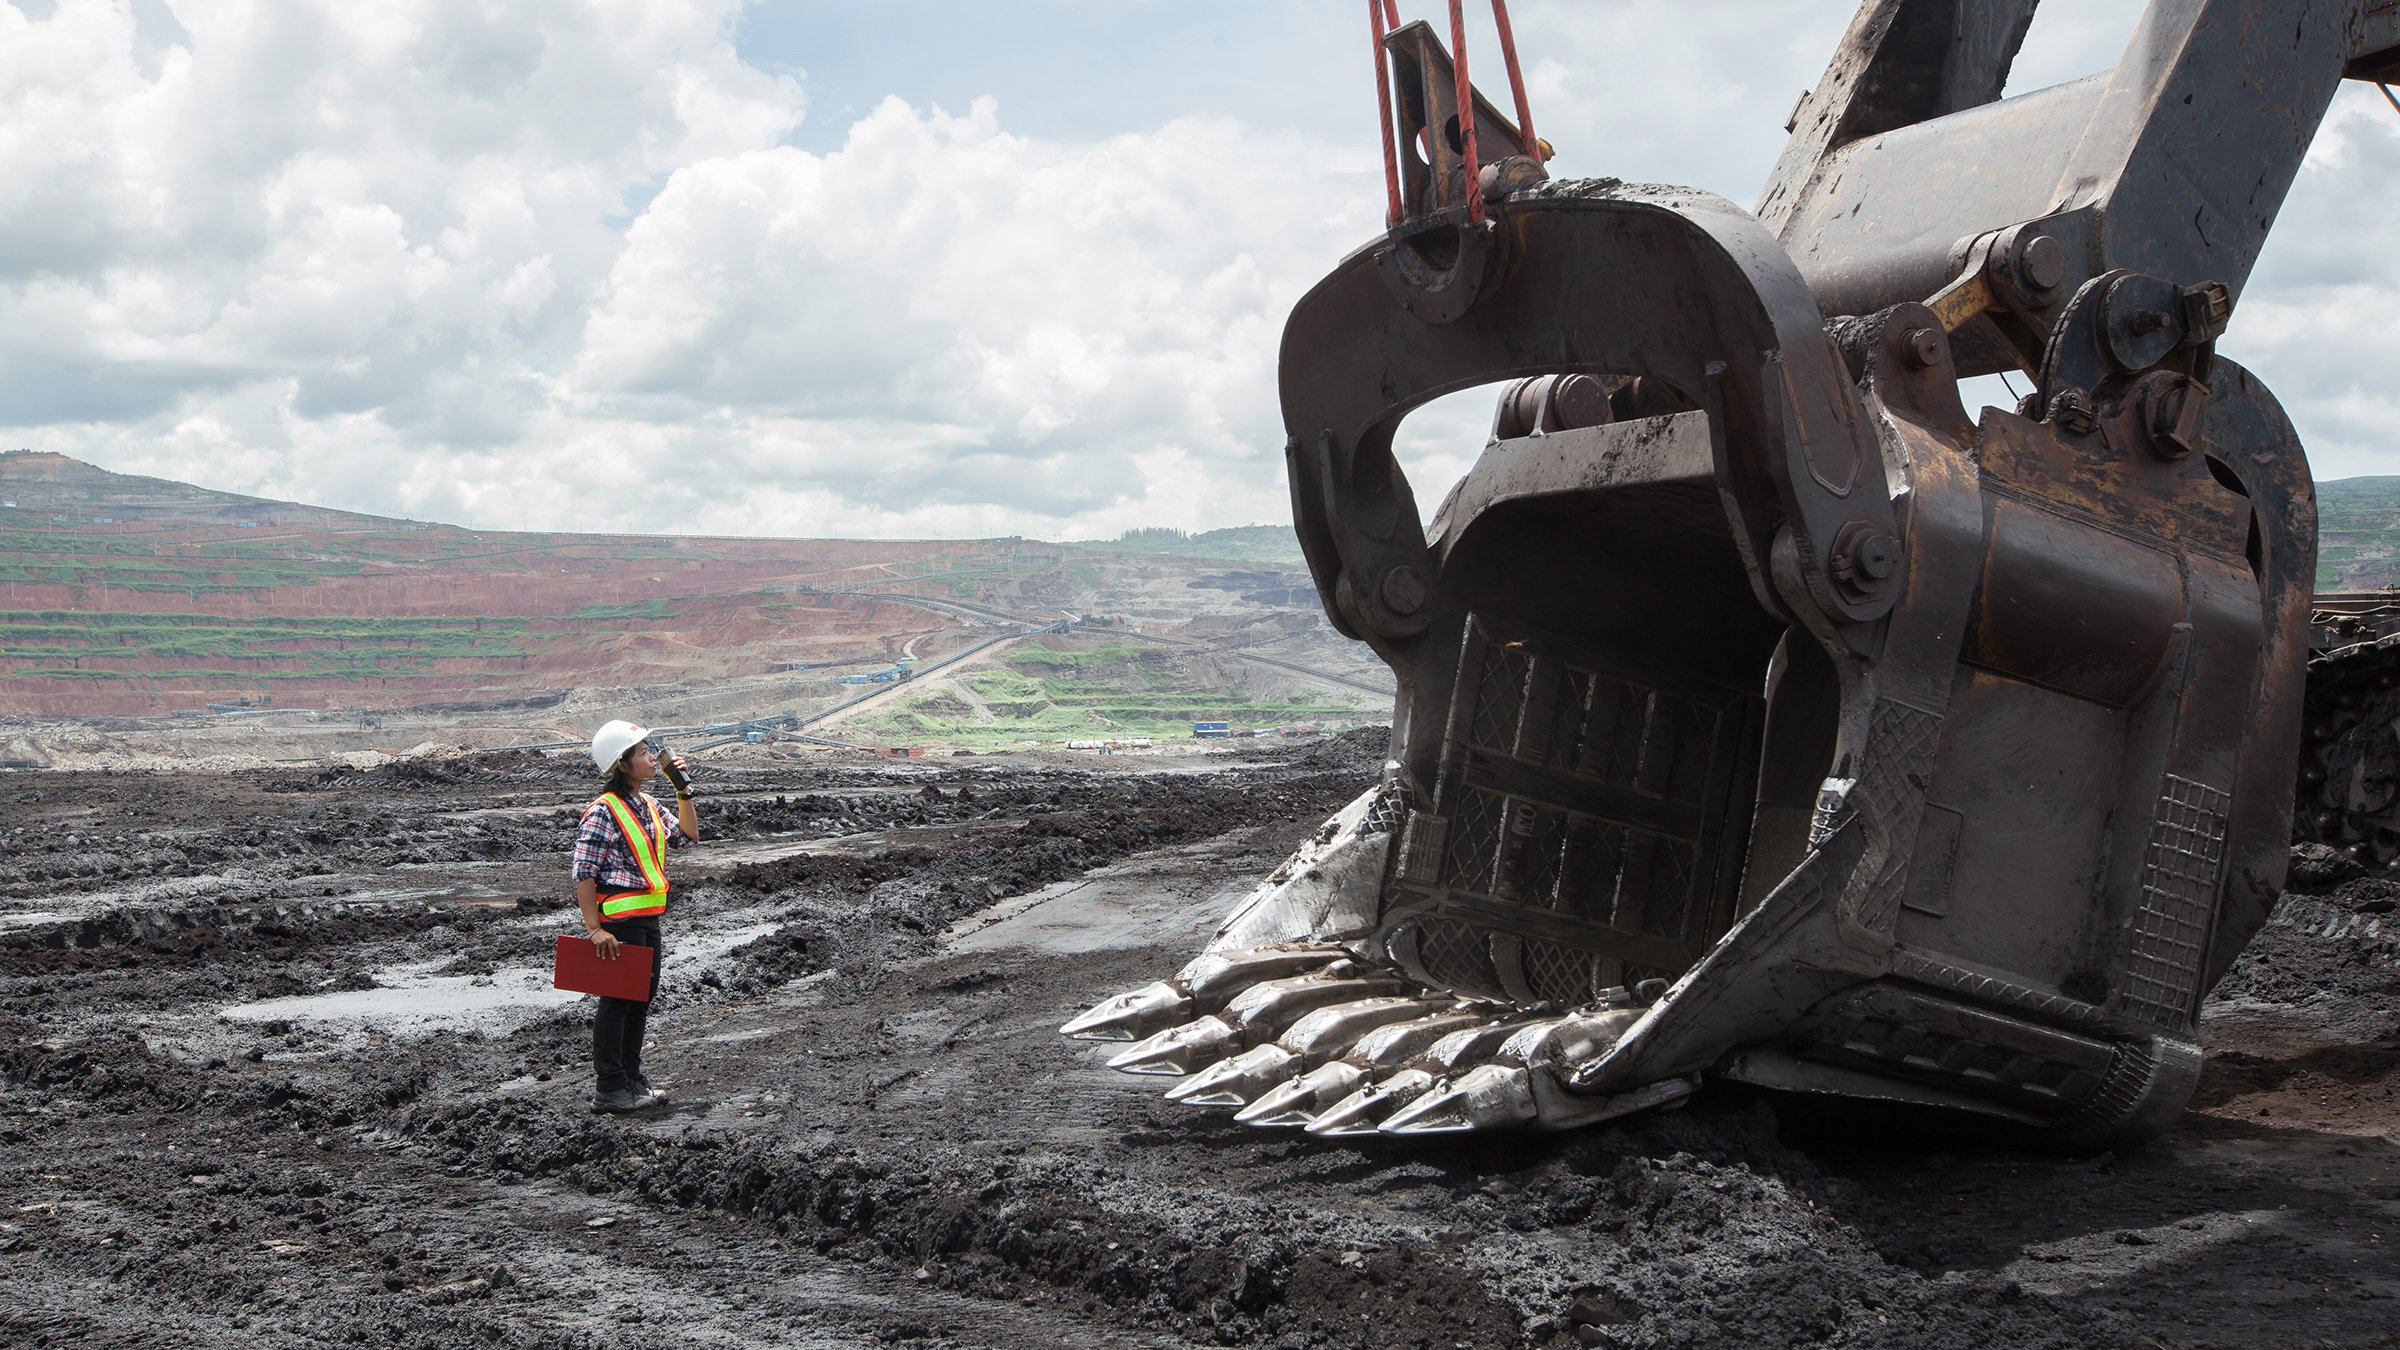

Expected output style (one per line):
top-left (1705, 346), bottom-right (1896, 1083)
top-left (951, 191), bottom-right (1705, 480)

top-left (1067, 0), bottom-right (2386, 1142)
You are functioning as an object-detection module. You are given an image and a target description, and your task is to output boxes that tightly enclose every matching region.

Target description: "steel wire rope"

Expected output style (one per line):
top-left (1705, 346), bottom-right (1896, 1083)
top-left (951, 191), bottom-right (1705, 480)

top-left (1372, 0), bottom-right (1404, 227)
top-left (1369, 2), bottom-right (1543, 228)
top-left (1449, 0), bottom-right (1480, 221)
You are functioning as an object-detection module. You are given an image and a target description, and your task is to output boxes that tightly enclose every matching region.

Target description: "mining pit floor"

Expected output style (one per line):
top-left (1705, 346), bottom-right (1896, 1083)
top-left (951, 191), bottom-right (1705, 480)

top-left (2, 731), bottom-right (2396, 1348)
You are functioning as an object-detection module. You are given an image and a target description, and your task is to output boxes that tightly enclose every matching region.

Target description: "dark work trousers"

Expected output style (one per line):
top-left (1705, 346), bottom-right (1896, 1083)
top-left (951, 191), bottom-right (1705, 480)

top-left (591, 918), bottom-right (663, 1091)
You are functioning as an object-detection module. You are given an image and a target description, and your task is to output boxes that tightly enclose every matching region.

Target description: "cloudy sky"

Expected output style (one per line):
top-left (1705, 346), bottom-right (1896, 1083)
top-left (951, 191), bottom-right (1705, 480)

top-left (3, 0), bottom-right (2394, 540)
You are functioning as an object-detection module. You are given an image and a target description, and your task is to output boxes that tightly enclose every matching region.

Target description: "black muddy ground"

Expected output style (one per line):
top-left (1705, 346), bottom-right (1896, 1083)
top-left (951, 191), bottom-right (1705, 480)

top-left (1, 735), bottom-right (2395, 1348)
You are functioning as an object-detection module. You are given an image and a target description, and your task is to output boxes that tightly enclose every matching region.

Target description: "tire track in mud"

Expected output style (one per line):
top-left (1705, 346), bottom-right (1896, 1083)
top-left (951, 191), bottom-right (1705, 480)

top-left (0, 1018), bottom-right (1181, 1350)
top-left (1, 738), bottom-right (1414, 1347)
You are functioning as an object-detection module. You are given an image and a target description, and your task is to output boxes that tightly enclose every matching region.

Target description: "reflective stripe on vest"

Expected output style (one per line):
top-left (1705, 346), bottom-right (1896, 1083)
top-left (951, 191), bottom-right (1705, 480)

top-left (595, 792), bottom-right (670, 919)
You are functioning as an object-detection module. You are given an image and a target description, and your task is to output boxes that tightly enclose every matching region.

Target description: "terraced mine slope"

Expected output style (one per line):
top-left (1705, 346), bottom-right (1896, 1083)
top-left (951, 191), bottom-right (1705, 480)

top-left (0, 452), bottom-right (1388, 738)
top-left (2317, 476), bottom-right (2400, 590)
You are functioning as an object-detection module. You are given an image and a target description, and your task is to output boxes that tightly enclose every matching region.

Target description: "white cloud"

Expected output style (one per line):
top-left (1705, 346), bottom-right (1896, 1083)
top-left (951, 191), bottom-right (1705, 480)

top-left (0, 1), bottom-right (1389, 539)
top-left (1507, 0), bottom-right (1850, 198)
top-left (2, 0), bottom-right (2395, 546)
top-left (2225, 87), bottom-right (2400, 480)
top-left (0, 0), bottom-right (804, 504)
top-left (561, 97), bottom-right (1380, 534)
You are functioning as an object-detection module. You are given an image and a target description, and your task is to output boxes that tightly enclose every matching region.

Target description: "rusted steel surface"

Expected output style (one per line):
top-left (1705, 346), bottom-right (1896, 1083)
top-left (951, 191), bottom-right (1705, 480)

top-left (1065, 0), bottom-right (2376, 1144)
top-left (2351, 0), bottom-right (2400, 79)
top-left (1771, 0), bottom-right (2359, 380)
top-left (1756, 0), bottom-right (2040, 234)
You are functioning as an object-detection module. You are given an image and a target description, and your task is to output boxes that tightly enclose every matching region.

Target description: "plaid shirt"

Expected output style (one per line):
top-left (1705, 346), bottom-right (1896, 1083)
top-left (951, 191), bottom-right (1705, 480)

top-left (571, 791), bottom-right (694, 896)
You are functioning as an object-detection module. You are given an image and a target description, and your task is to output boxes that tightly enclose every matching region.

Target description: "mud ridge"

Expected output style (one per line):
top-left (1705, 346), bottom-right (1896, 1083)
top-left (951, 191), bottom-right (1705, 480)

top-left (3, 742), bottom-right (2397, 1347)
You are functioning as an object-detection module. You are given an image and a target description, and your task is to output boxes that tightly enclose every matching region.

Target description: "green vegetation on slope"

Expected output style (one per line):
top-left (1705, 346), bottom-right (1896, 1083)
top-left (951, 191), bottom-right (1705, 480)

top-left (0, 611), bottom-right (532, 681)
top-left (2320, 477), bottom-right (2400, 590)
top-left (1072, 524), bottom-right (1305, 565)
top-left (567, 598), bottom-right (682, 621)
top-left (0, 452), bottom-right (1348, 714)
top-left (0, 553), bottom-right (367, 594)
top-left (1003, 641), bottom-right (1152, 671)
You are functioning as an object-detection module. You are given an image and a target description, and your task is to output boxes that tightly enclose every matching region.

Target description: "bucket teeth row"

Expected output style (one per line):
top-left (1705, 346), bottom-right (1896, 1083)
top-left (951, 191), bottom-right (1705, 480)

top-left (1103, 971), bottom-right (1408, 1076)
top-left (1072, 949), bottom-right (1671, 1136)
top-left (1275, 995), bottom-right (1432, 1061)
top-left (1163, 995), bottom-right (1443, 1107)
top-left (1092, 990), bottom-right (1666, 1134)
top-left (1059, 942), bottom-right (1347, 1041)
top-left (1380, 1061), bottom-right (1536, 1134)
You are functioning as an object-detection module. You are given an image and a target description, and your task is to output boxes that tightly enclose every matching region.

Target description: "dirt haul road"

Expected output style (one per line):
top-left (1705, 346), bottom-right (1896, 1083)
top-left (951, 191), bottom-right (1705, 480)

top-left (1, 733), bottom-right (2395, 1348)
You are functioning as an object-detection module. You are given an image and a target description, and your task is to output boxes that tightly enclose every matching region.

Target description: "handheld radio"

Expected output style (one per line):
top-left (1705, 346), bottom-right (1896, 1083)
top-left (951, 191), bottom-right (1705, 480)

top-left (648, 735), bottom-right (692, 796)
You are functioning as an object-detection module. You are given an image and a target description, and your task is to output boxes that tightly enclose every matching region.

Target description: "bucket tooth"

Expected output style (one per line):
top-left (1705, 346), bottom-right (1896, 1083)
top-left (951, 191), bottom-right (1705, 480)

top-left (1061, 980), bottom-right (1192, 1041)
top-left (1176, 943), bottom-right (1347, 999)
top-left (1484, 1007), bottom-right (1640, 1070)
top-left (1275, 996), bottom-right (1437, 1063)
top-left (1347, 1008), bottom-right (1496, 1068)
top-left (1418, 1018), bottom-right (1541, 1072)
top-left (1236, 1061), bottom-right (1366, 1126)
top-left (1380, 1063), bottom-right (1537, 1135)
top-left (1107, 1016), bottom-right (1237, 1075)
top-left (1306, 1067), bottom-right (1437, 1136)
top-left (1302, 1017), bottom-right (1544, 1132)
top-left (1220, 970), bottom-right (1408, 1037)
top-left (1239, 1000), bottom-right (1489, 1126)
top-left (1372, 1010), bottom-right (1648, 1133)
top-left (1163, 1044), bottom-right (1300, 1106)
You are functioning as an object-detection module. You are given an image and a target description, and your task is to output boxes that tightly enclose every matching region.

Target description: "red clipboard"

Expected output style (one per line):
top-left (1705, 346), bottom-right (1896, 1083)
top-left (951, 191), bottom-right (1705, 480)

top-left (553, 935), bottom-right (655, 1002)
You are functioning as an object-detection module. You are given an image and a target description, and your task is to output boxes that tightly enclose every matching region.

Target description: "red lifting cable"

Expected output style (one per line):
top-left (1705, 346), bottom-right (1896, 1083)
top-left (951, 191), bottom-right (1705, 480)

top-left (1448, 0), bottom-right (1481, 221)
top-left (1489, 0), bottom-right (1537, 160)
top-left (1371, 0), bottom-right (1404, 228)
top-left (1373, 2), bottom-right (1541, 229)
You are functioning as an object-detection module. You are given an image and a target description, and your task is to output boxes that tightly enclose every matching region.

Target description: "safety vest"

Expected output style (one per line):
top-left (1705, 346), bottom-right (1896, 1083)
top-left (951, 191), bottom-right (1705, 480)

top-left (594, 791), bottom-right (671, 919)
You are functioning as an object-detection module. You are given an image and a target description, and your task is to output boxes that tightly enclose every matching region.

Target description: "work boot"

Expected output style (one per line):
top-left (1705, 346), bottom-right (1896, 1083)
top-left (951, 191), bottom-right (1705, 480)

top-left (632, 1075), bottom-right (670, 1108)
top-left (590, 1085), bottom-right (645, 1114)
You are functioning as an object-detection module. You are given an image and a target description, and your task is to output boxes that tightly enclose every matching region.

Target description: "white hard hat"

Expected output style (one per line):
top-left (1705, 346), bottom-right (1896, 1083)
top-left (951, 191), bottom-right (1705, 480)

top-left (590, 720), bottom-right (650, 775)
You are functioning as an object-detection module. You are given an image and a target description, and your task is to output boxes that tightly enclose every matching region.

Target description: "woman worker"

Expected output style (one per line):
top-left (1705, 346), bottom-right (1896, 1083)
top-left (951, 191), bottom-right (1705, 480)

top-left (572, 720), bottom-right (700, 1114)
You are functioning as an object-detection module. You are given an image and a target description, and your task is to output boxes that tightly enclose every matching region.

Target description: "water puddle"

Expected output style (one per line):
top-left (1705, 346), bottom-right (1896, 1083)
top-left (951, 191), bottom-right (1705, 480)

top-left (0, 872), bottom-right (243, 925)
top-left (698, 819), bottom-right (1019, 868)
top-left (221, 961), bottom-right (576, 1035)
top-left (945, 831), bottom-right (1261, 955)
top-left (671, 918), bottom-right (782, 968)
top-left (0, 910), bottom-right (72, 935)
